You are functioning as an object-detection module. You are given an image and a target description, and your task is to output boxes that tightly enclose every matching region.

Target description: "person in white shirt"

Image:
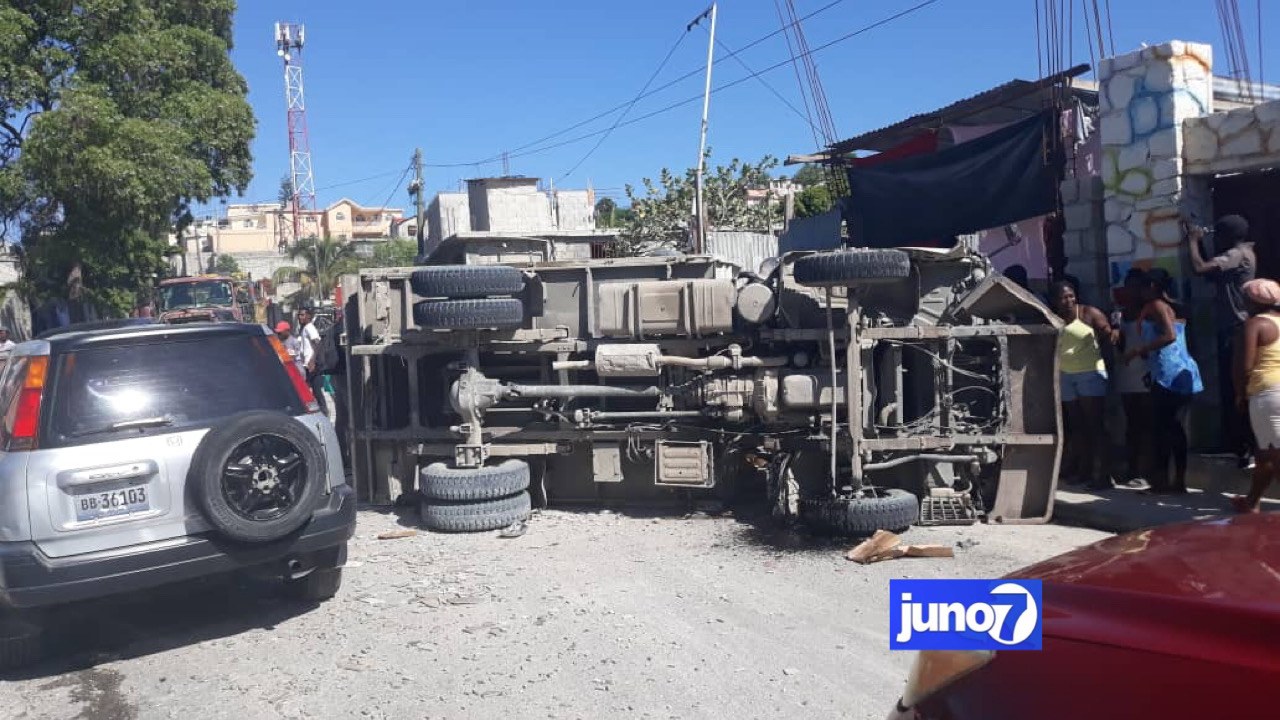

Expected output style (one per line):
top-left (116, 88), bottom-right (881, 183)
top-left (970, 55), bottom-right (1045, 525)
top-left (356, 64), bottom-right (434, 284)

top-left (296, 308), bottom-right (328, 415)
top-left (275, 321), bottom-right (311, 377)
top-left (0, 329), bottom-right (16, 362)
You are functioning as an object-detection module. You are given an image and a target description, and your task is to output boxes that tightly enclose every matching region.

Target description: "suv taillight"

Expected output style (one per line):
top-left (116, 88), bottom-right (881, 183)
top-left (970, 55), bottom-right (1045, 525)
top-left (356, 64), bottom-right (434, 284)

top-left (268, 335), bottom-right (320, 413)
top-left (5, 356), bottom-right (48, 451)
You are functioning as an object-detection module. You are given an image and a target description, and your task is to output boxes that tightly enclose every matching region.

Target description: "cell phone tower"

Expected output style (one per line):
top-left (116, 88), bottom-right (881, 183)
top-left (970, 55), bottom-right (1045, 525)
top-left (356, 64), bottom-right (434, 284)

top-left (275, 22), bottom-right (317, 246)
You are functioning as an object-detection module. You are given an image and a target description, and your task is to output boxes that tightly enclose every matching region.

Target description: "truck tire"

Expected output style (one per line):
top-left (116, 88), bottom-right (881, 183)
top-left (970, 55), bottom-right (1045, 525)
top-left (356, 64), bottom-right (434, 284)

top-left (189, 411), bottom-right (328, 544)
top-left (420, 459), bottom-right (531, 502)
top-left (410, 265), bottom-right (525, 299)
top-left (799, 488), bottom-right (919, 535)
top-left (413, 298), bottom-right (524, 330)
top-left (792, 249), bottom-right (911, 288)
top-left (420, 492), bottom-right (532, 533)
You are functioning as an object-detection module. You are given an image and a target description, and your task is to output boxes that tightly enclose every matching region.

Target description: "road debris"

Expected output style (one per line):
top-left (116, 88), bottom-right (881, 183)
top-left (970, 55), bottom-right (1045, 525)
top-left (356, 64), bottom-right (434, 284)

top-left (377, 529), bottom-right (418, 540)
top-left (845, 530), bottom-right (955, 564)
top-left (498, 520), bottom-right (527, 539)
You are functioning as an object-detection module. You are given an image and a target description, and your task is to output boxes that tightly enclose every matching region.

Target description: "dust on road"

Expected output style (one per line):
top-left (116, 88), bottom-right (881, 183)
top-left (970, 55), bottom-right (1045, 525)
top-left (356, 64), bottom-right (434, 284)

top-left (2, 507), bottom-right (1108, 720)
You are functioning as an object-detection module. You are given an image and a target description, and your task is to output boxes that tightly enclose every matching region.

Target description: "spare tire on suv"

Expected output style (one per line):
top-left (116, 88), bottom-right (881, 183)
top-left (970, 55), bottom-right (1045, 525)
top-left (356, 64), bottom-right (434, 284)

top-left (189, 411), bottom-right (329, 543)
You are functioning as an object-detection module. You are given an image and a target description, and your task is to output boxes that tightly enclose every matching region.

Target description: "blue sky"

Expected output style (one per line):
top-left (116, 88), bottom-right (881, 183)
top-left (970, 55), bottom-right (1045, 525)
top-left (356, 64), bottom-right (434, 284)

top-left (224, 0), bottom-right (1276, 212)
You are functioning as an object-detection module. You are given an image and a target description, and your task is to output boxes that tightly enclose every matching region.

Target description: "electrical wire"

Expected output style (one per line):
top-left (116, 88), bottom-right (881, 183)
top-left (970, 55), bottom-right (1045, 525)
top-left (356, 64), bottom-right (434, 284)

top-left (1259, 0), bottom-right (1266, 89)
top-left (775, 0), bottom-right (821, 149)
top-left (1080, 0), bottom-right (1097, 76)
top-left (376, 164), bottom-right (413, 212)
top-left (440, 0), bottom-right (855, 169)
top-left (314, 169), bottom-right (406, 193)
top-left (711, 33), bottom-right (824, 136)
top-left (1103, 0), bottom-right (1116, 55)
top-left (499, 0), bottom-right (945, 164)
top-left (561, 29), bottom-right (689, 180)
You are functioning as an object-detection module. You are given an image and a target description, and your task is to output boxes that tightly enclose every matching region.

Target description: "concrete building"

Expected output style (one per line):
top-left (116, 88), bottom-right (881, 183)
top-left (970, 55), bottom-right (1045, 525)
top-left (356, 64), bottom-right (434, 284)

top-left (323, 199), bottom-right (404, 242)
top-left (171, 199), bottom-right (403, 259)
top-left (423, 177), bottom-right (617, 263)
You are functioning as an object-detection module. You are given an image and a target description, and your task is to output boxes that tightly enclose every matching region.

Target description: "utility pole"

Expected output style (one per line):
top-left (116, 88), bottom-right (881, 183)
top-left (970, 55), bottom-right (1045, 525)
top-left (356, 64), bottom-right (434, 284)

top-left (689, 3), bottom-right (717, 255)
top-left (409, 148), bottom-right (426, 260)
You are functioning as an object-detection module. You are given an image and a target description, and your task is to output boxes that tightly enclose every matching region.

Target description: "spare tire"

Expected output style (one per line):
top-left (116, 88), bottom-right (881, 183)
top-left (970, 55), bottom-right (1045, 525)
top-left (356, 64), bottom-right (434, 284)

top-left (420, 493), bottom-right (532, 533)
top-left (189, 411), bottom-right (328, 543)
top-left (799, 488), bottom-right (919, 535)
top-left (420, 459), bottom-right (530, 502)
top-left (793, 249), bottom-right (911, 288)
top-left (411, 265), bottom-right (525, 299)
top-left (413, 298), bottom-right (524, 330)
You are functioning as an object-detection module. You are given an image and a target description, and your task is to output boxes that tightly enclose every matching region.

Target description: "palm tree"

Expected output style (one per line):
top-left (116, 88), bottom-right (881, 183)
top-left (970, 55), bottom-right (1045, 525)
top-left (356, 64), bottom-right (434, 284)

top-left (273, 235), bottom-right (357, 304)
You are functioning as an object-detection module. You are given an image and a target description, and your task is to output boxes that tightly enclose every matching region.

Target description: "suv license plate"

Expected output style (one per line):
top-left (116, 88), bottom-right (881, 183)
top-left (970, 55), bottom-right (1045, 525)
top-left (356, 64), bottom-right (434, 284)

top-left (75, 486), bottom-right (150, 522)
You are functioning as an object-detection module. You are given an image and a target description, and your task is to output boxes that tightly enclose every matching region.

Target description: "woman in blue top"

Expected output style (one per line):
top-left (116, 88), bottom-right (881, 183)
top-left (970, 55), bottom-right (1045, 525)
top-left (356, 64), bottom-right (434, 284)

top-left (1122, 269), bottom-right (1203, 493)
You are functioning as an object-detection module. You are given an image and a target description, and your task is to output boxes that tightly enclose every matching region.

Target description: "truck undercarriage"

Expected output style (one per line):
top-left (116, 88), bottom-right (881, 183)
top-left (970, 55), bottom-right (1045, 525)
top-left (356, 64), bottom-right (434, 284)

top-left (345, 243), bottom-right (1062, 534)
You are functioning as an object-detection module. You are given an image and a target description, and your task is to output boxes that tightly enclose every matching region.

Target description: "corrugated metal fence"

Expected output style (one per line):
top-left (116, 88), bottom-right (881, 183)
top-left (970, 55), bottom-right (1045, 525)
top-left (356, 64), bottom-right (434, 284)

top-left (705, 231), bottom-right (778, 275)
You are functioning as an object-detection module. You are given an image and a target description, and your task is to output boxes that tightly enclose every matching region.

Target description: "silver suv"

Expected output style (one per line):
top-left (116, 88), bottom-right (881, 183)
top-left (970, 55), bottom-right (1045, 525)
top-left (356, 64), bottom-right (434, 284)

top-left (0, 320), bottom-right (355, 668)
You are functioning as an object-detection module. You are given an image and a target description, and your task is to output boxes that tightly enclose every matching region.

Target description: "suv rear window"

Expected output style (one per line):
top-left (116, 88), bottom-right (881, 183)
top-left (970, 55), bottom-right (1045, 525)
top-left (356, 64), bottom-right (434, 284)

top-left (45, 334), bottom-right (303, 446)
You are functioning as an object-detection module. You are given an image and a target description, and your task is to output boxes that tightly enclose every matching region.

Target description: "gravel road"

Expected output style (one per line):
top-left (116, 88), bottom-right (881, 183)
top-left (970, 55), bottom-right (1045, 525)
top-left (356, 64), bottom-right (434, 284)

top-left (3, 507), bottom-right (1107, 720)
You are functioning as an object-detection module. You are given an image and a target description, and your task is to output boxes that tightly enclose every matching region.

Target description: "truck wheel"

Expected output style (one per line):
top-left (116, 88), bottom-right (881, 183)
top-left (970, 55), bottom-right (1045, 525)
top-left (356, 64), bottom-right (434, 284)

top-left (411, 265), bottom-right (525, 299)
top-left (420, 459), bottom-right (531, 501)
top-left (799, 488), bottom-right (919, 535)
top-left (189, 411), bottom-right (328, 544)
top-left (0, 613), bottom-right (44, 671)
top-left (420, 492), bottom-right (532, 533)
top-left (413, 298), bottom-right (524, 330)
top-left (792, 249), bottom-right (910, 288)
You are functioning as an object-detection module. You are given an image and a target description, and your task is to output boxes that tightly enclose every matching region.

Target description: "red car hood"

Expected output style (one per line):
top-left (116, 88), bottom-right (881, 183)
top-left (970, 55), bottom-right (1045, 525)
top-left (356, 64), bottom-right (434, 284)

top-left (1010, 513), bottom-right (1280, 671)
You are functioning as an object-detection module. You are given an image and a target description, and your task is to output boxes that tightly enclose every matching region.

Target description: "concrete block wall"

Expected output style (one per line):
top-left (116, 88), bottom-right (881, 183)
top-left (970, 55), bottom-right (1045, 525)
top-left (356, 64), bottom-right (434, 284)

top-left (1060, 175), bottom-right (1109, 305)
top-left (1098, 41), bottom-right (1213, 274)
top-left (1184, 98), bottom-right (1280, 175)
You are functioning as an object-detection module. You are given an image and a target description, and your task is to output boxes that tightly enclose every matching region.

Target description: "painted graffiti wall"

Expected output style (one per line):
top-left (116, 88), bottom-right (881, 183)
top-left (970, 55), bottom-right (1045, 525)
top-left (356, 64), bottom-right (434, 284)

top-left (1099, 41), bottom-right (1213, 272)
top-left (1184, 98), bottom-right (1280, 176)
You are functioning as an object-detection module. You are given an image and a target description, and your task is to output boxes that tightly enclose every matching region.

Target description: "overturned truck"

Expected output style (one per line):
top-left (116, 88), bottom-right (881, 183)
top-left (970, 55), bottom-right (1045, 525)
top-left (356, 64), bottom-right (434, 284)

top-left (344, 243), bottom-right (1062, 534)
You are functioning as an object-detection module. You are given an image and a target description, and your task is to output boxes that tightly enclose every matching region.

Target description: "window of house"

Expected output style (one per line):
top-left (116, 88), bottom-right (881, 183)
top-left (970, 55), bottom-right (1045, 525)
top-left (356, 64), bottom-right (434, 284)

top-left (243, 219), bottom-right (254, 228)
top-left (336, 212), bottom-right (346, 220)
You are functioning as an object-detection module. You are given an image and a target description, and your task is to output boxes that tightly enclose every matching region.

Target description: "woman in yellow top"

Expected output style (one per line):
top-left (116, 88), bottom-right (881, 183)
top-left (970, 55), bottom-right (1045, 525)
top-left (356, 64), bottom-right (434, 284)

top-left (1051, 281), bottom-right (1115, 490)
top-left (1233, 278), bottom-right (1280, 512)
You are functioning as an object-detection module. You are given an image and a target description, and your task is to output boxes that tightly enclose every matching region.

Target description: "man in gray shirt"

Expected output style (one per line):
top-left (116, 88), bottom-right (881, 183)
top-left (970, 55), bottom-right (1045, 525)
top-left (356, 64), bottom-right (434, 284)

top-left (1187, 214), bottom-right (1256, 467)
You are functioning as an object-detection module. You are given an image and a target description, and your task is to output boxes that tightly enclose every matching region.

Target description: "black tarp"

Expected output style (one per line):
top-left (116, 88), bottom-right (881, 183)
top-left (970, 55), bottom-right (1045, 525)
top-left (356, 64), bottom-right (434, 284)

top-left (842, 111), bottom-right (1061, 247)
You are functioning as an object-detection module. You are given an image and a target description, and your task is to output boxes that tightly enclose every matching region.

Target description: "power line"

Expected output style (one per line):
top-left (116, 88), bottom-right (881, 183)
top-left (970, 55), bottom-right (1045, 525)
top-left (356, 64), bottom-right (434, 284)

top-left (373, 161), bottom-right (412, 208)
top-left (561, 29), bottom-right (690, 180)
top-left (433, 0), bottom-right (854, 168)
top-left (711, 32), bottom-right (823, 135)
top-left (774, 0), bottom-right (821, 149)
top-left (314, 169), bottom-right (405, 193)
top-left (309, 0), bottom-right (942, 191)
top-left (502, 0), bottom-right (944, 162)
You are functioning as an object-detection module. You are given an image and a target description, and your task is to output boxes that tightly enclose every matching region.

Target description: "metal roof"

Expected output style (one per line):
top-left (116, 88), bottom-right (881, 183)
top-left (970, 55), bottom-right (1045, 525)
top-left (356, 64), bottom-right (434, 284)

top-left (789, 64), bottom-right (1094, 162)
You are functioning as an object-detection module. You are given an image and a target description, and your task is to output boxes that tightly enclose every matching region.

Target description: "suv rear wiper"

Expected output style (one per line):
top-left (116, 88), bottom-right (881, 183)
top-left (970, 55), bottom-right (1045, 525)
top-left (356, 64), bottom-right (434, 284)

top-left (70, 416), bottom-right (175, 439)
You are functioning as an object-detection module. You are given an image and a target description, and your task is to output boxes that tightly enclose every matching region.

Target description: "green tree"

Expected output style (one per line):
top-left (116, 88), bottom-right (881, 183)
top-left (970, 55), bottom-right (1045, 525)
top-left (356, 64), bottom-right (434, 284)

top-left (0, 1), bottom-right (255, 316)
top-left (794, 185), bottom-right (834, 218)
top-left (360, 238), bottom-right (417, 268)
top-left (210, 253), bottom-right (240, 275)
top-left (790, 164), bottom-right (827, 187)
top-left (789, 164), bottom-right (835, 218)
top-left (277, 174), bottom-right (294, 208)
top-left (621, 155), bottom-right (780, 253)
top-left (595, 197), bottom-right (617, 227)
top-left (273, 236), bottom-right (357, 304)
